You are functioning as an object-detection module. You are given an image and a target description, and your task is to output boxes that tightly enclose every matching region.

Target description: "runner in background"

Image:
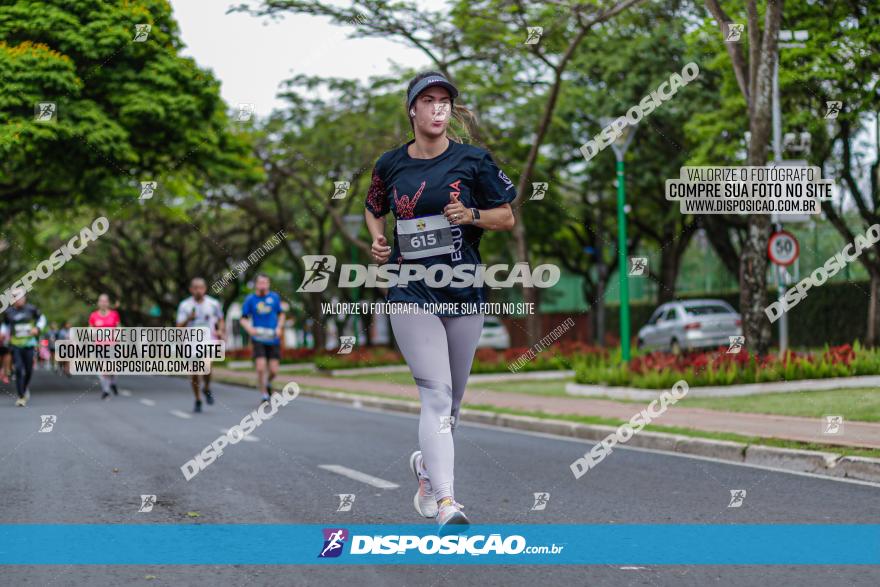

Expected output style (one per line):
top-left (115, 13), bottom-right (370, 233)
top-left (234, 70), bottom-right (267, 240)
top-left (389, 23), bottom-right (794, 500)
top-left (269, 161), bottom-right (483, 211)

top-left (2, 288), bottom-right (47, 406)
top-left (38, 334), bottom-right (51, 370)
top-left (47, 323), bottom-right (59, 373)
top-left (176, 277), bottom-right (225, 413)
top-left (88, 294), bottom-right (121, 400)
top-left (0, 324), bottom-right (10, 384)
top-left (56, 322), bottom-right (71, 377)
top-left (239, 274), bottom-right (285, 404)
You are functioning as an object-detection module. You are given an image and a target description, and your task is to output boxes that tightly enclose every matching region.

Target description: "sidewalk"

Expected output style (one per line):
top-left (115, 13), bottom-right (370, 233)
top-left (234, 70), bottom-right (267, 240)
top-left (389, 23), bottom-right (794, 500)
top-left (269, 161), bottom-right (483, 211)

top-left (213, 368), bottom-right (880, 450)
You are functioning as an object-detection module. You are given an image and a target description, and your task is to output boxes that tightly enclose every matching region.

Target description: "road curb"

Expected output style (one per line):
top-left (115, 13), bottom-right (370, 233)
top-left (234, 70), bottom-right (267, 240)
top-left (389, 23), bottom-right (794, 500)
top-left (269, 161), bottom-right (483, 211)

top-left (744, 445), bottom-right (839, 474)
top-left (675, 438), bottom-right (747, 462)
top-left (215, 374), bottom-right (880, 485)
top-left (566, 374), bottom-right (880, 398)
top-left (831, 456), bottom-right (880, 483)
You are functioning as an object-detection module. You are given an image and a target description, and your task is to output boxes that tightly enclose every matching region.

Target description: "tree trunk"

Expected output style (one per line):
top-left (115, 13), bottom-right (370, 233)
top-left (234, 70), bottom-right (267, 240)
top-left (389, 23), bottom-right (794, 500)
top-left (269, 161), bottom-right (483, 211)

top-left (868, 272), bottom-right (880, 346)
top-left (704, 0), bottom-right (783, 356)
top-left (657, 247), bottom-right (680, 304)
top-left (308, 295), bottom-right (326, 351)
top-left (739, 215), bottom-right (772, 354)
top-left (511, 210), bottom-right (541, 344)
top-left (743, 64), bottom-right (776, 355)
top-left (703, 216), bottom-right (742, 278)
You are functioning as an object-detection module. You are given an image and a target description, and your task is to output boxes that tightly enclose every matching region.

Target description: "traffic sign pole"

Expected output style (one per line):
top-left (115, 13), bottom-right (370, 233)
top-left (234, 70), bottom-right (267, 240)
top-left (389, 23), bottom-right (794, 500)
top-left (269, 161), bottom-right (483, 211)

top-left (768, 230), bottom-right (800, 356)
top-left (778, 266), bottom-right (788, 355)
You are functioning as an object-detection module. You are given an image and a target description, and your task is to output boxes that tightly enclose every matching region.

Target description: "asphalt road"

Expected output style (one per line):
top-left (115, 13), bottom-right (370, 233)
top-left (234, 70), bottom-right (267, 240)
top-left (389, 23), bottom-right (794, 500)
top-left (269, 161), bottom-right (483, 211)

top-left (1, 370), bottom-right (879, 586)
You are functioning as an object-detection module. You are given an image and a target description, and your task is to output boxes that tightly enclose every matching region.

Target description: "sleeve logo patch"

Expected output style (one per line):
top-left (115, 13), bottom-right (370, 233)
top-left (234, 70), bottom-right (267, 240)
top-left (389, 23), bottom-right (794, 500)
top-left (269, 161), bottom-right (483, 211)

top-left (498, 169), bottom-right (515, 191)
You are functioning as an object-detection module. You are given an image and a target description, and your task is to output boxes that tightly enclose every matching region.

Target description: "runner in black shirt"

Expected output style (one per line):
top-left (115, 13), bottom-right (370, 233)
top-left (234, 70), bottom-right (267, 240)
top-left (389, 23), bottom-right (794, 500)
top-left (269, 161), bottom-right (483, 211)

top-left (364, 71), bottom-right (516, 532)
top-left (1, 289), bottom-right (47, 406)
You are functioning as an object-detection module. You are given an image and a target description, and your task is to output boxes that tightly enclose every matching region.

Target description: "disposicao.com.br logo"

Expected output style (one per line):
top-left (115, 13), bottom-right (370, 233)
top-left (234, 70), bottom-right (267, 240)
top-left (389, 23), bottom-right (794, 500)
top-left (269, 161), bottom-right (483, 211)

top-left (297, 255), bottom-right (560, 293)
top-left (317, 527), bottom-right (564, 559)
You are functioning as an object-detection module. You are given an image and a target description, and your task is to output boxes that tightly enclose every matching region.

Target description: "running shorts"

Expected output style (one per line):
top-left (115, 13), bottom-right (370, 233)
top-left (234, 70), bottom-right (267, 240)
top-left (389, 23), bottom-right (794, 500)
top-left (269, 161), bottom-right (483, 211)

top-left (252, 341), bottom-right (281, 360)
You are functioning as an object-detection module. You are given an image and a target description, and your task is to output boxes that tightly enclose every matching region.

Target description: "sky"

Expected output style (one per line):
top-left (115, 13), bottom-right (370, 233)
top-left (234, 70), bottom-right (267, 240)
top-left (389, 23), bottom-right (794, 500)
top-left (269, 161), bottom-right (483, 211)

top-left (169, 0), bottom-right (434, 116)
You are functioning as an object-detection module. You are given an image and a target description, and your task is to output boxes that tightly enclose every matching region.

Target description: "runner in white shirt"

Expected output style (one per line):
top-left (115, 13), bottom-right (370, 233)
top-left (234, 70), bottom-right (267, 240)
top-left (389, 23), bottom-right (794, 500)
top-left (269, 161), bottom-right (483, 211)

top-left (176, 277), bottom-right (225, 413)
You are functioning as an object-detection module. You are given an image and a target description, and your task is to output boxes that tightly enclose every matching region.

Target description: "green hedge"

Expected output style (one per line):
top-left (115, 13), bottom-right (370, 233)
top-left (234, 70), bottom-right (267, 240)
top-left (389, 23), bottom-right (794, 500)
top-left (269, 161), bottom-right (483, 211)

top-left (605, 281), bottom-right (869, 348)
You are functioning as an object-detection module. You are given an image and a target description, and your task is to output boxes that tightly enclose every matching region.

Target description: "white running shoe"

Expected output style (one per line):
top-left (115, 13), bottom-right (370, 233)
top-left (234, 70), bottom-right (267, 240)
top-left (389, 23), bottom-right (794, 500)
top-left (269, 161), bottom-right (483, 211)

top-left (409, 450), bottom-right (438, 518)
top-left (437, 499), bottom-right (469, 533)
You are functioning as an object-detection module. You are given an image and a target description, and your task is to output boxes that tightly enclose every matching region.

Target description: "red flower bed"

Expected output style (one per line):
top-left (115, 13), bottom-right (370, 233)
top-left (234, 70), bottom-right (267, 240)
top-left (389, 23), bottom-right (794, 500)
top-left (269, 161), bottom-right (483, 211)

top-left (629, 344), bottom-right (856, 376)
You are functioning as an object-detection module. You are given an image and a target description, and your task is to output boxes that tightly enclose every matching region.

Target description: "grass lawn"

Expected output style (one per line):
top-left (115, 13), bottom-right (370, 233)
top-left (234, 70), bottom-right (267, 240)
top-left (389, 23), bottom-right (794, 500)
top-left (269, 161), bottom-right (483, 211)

top-left (676, 388), bottom-right (880, 422)
top-left (305, 371), bottom-right (880, 422)
top-left (335, 371), bottom-right (415, 385)
top-left (467, 380), bottom-right (572, 396)
top-left (336, 372), bottom-right (575, 395)
top-left (223, 365), bottom-right (317, 375)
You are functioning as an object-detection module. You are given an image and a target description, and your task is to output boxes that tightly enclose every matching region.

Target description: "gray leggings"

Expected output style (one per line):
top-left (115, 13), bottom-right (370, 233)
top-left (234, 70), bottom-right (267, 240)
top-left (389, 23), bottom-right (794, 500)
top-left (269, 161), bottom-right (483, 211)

top-left (390, 309), bottom-right (484, 502)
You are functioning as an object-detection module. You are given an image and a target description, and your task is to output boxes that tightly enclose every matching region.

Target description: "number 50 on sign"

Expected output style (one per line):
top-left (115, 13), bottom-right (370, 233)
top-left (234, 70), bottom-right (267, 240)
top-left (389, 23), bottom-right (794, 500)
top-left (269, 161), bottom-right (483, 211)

top-left (768, 230), bottom-right (799, 266)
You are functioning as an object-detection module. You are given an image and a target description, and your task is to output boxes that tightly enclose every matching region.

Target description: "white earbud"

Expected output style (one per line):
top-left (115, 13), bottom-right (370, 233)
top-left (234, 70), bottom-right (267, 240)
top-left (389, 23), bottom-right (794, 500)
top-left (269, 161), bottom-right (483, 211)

top-left (410, 109), bottom-right (416, 117)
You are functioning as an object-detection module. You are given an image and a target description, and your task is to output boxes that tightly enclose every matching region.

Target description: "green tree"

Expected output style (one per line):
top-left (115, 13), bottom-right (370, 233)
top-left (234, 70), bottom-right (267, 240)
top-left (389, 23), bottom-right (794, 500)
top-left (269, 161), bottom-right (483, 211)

top-left (0, 0), bottom-right (257, 218)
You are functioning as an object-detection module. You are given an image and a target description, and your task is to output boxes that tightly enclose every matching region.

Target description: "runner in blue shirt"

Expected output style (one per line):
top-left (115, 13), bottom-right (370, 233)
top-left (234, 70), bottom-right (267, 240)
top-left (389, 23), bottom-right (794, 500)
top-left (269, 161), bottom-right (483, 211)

top-left (240, 274), bottom-right (285, 404)
top-left (364, 71), bottom-right (516, 532)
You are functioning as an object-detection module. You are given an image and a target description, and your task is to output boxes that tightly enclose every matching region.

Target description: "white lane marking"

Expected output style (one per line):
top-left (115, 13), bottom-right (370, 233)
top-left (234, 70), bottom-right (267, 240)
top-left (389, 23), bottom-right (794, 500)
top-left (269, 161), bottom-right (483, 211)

top-left (220, 429), bottom-right (259, 442)
top-left (139, 398), bottom-right (156, 406)
top-left (120, 389), bottom-right (133, 397)
top-left (170, 410), bottom-right (192, 420)
top-left (620, 566), bottom-right (648, 570)
top-left (300, 396), bottom-right (880, 490)
top-left (318, 464), bottom-right (400, 489)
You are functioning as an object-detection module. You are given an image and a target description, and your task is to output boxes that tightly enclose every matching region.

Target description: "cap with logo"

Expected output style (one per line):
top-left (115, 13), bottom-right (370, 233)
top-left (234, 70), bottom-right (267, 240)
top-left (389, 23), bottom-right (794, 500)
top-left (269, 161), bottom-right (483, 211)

top-left (407, 74), bottom-right (460, 112)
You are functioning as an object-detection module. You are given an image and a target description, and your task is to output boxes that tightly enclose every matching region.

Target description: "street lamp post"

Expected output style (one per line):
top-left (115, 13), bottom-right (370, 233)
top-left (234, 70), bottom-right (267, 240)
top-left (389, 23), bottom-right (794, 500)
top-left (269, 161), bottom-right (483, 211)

top-left (601, 117), bottom-right (638, 362)
top-left (341, 215), bottom-right (364, 344)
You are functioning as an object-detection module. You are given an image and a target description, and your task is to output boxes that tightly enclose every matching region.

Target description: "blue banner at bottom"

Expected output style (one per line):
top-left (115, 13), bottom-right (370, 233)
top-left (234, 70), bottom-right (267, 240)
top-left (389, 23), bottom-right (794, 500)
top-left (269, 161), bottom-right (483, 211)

top-left (0, 524), bottom-right (877, 565)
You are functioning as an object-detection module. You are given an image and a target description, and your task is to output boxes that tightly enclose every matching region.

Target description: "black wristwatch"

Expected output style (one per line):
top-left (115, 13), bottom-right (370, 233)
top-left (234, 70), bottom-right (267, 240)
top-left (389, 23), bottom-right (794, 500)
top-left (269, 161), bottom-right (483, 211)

top-left (470, 208), bottom-right (480, 225)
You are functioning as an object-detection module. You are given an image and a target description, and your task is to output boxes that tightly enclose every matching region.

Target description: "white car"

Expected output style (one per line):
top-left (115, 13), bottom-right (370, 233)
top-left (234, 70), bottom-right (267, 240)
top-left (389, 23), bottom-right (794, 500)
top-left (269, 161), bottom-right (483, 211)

top-left (478, 316), bottom-right (510, 349)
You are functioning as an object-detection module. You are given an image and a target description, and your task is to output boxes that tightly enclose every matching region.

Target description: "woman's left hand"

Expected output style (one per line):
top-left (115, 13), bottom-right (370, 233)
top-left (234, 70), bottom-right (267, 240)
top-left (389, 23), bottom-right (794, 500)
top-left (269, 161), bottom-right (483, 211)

top-left (443, 197), bottom-right (473, 225)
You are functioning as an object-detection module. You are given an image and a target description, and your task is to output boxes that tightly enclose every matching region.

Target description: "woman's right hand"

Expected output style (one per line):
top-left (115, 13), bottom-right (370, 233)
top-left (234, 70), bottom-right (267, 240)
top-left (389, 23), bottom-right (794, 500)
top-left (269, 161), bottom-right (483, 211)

top-left (371, 235), bottom-right (391, 264)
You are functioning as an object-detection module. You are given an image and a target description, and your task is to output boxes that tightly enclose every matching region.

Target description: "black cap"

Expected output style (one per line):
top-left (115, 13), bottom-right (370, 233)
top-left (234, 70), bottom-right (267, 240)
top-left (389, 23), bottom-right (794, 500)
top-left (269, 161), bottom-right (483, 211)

top-left (407, 74), bottom-right (459, 111)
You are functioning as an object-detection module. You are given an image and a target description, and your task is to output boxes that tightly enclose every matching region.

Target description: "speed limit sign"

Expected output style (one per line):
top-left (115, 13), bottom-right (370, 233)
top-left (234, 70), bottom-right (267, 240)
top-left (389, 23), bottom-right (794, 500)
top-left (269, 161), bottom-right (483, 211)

top-left (768, 230), bottom-right (799, 266)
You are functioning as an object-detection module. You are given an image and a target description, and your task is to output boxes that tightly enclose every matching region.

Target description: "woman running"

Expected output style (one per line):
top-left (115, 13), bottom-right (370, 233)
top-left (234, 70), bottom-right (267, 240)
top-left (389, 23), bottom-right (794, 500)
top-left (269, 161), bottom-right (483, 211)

top-left (88, 294), bottom-right (121, 399)
top-left (363, 71), bottom-right (516, 531)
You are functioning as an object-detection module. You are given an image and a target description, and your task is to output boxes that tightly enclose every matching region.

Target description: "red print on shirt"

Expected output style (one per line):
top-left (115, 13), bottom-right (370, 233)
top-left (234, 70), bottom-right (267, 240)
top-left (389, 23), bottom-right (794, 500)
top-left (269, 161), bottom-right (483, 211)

top-left (449, 179), bottom-right (461, 202)
top-left (366, 169), bottom-right (387, 215)
top-left (393, 181), bottom-right (426, 219)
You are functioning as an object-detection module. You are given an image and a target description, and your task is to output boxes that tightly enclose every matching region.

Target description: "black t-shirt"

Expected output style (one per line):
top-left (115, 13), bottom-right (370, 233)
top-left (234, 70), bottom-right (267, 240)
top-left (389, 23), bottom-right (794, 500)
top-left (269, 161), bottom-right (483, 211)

top-left (365, 139), bottom-right (517, 315)
top-left (2, 303), bottom-right (42, 347)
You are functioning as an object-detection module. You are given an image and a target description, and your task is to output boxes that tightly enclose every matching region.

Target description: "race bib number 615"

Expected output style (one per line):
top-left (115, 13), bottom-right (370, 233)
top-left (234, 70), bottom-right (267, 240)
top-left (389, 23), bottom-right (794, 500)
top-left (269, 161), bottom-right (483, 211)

top-left (396, 214), bottom-right (455, 260)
